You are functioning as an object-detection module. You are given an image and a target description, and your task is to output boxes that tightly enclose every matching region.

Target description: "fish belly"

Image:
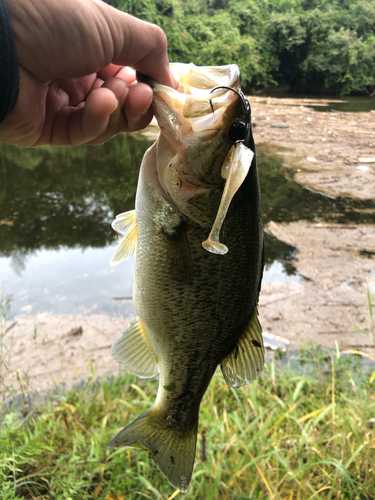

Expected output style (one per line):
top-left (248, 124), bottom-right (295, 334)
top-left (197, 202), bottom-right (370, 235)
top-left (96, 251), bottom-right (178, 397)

top-left (134, 143), bottom-right (263, 416)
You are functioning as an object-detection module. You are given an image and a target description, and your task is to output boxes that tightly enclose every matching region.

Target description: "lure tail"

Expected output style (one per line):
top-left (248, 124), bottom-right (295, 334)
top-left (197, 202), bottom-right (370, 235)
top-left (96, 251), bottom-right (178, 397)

top-left (108, 409), bottom-right (198, 492)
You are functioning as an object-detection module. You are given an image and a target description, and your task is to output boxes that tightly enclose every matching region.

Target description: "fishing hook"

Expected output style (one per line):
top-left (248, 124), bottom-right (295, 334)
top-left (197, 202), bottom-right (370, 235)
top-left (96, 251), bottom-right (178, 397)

top-left (209, 85), bottom-right (252, 146)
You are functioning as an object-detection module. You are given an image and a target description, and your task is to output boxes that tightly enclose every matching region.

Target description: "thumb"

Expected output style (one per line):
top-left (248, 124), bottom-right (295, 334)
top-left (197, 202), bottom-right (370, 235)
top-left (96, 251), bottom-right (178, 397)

top-left (96, 1), bottom-right (177, 88)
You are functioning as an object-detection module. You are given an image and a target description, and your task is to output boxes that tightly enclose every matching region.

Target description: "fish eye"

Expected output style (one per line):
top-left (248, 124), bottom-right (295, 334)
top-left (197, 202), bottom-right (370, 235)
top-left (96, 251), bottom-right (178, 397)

top-left (227, 120), bottom-right (247, 144)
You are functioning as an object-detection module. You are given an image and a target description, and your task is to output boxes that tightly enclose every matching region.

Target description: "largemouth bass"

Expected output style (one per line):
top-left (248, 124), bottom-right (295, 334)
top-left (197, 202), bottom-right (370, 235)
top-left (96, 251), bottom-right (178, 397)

top-left (108, 63), bottom-right (264, 492)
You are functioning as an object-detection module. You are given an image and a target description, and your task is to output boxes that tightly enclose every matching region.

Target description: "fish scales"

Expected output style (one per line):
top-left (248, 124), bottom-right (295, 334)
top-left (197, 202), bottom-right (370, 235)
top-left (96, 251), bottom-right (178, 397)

top-left (136, 146), bottom-right (262, 402)
top-left (109, 63), bottom-right (264, 492)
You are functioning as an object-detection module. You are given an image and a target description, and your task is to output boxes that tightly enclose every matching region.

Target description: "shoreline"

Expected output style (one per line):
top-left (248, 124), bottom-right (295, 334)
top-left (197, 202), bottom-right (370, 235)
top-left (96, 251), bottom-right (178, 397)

top-left (253, 97), bottom-right (375, 361)
top-left (2, 97), bottom-right (375, 392)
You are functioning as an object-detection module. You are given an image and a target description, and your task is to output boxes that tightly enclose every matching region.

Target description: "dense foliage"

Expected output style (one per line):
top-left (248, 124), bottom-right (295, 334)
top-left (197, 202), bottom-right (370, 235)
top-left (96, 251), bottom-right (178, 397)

top-left (105, 0), bottom-right (375, 95)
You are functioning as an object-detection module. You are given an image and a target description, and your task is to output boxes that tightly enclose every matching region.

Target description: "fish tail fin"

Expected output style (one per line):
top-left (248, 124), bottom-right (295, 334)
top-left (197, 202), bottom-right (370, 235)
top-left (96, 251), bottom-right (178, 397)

top-left (108, 409), bottom-right (197, 492)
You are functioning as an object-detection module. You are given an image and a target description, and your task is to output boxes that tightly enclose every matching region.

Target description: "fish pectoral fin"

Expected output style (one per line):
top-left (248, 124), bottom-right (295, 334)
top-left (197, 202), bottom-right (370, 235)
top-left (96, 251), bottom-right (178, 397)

top-left (221, 307), bottom-right (264, 387)
top-left (108, 408), bottom-right (197, 493)
top-left (111, 317), bottom-right (158, 378)
top-left (109, 210), bottom-right (138, 267)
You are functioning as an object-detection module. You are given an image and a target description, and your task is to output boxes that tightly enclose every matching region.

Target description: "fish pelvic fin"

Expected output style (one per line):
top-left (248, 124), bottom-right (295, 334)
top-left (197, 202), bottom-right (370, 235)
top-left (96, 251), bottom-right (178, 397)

top-left (221, 307), bottom-right (264, 387)
top-left (110, 210), bottom-right (138, 267)
top-left (108, 409), bottom-right (197, 493)
top-left (111, 317), bottom-right (159, 378)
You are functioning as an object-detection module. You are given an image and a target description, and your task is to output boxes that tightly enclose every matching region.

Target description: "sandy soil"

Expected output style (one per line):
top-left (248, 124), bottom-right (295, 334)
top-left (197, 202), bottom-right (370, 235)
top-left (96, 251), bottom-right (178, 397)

top-left (1, 313), bottom-right (134, 394)
top-left (252, 97), bottom-right (375, 360)
top-left (260, 221), bottom-right (375, 353)
top-left (251, 96), bottom-right (375, 200)
top-left (2, 97), bottom-right (375, 394)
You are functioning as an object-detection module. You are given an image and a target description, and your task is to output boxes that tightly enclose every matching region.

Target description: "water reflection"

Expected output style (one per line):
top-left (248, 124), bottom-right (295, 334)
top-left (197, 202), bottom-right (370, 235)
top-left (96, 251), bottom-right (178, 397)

top-left (0, 135), bottom-right (149, 265)
top-left (0, 135), bottom-right (148, 315)
top-left (257, 148), bottom-right (375, 224)
top-left (0, 245), bottom-right (135, 316)
top-left (1, 133), bottom-right (373, 315)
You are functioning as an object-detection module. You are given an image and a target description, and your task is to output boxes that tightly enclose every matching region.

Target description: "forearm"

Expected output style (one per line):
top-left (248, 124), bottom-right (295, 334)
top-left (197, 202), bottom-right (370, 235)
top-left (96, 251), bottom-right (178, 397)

top-left (0, 0), bottom-right (19, 123)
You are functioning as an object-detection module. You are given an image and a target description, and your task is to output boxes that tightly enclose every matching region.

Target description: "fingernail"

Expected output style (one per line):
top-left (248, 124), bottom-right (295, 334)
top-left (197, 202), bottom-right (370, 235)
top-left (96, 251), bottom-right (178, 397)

top-left (170, 69), bottom-right (180, 90)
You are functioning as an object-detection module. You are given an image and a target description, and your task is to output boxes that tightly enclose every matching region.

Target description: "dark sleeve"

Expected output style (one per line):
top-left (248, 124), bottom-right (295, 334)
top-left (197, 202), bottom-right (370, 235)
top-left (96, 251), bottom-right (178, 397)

top-left (0, 0), bottom-right (19, 124)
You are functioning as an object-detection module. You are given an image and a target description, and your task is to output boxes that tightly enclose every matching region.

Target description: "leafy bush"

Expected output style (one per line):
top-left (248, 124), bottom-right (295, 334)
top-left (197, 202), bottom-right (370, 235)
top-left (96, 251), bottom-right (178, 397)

top-left (104, 0), bottom-right (375, 95)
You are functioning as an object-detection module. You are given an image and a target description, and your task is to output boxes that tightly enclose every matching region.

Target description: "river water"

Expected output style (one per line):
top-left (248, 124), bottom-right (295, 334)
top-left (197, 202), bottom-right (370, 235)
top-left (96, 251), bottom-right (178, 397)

top-left (1, 96), bottom-right (374, 317)
top-left (260, 94), bottom-right (375, 113)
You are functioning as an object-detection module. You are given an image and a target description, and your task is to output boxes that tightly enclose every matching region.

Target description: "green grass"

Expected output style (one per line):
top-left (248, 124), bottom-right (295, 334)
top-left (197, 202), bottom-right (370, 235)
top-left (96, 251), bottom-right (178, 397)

top-left (0, 346), bottom-right (374, 500)
top-left (355, 288), bottom-right (375, 363)
top-left (1, 290), bottom-right (375, 499)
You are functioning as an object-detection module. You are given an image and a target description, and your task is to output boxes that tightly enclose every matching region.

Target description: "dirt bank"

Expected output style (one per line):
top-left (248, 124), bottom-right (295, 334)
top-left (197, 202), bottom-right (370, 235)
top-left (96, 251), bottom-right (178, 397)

top-left (2, 313), bottom-right (134, 394)
top-left (260, 221), bottom-right (375, 353)
top-left (252, 97), bottom-right (375, 360)
top-left (251, 96), bottom-right (375, 201)
top-left (2, 97), bottom-right (374, 394)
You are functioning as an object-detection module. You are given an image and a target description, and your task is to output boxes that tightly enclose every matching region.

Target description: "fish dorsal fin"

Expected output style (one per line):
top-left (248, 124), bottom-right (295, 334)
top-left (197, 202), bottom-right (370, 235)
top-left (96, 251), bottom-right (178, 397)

top-left (221, 307), bottom-right (264, 387)
top-left (202, 142), bottom-right (254, 255)
top-left (110, 210), bottom-right (138, 267)
top-left (111, 317), bottom-right (159, 378)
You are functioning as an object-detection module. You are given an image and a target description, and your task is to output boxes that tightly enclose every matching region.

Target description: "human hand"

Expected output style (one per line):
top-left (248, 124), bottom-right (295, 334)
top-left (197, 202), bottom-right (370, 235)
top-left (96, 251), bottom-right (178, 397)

top-left (0, 0), bottom-right (177, 147)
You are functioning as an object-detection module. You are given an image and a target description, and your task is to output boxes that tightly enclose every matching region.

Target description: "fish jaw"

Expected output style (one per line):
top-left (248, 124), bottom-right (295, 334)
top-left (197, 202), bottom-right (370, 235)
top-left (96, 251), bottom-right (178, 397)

top-left (171, 62), bottom-right (240, 93)
top-left (150, 64), bottom-right (245, 223)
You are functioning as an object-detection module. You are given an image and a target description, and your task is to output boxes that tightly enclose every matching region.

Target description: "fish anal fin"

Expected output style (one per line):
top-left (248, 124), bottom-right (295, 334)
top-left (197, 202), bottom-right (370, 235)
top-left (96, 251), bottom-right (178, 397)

top-left (111, 317), bottom-right (158, 378)
top-left (108, 408), bottom-right (197, 492)
top-left (110, 210), bottom-right (138, 267)
top-left (221, 307), bottom-right (264, 387)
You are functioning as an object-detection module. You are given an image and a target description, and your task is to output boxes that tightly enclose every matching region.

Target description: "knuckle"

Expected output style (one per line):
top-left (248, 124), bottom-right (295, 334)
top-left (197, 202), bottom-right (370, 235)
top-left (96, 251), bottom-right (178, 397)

top-left (152, 25), bottom-right (168, 51)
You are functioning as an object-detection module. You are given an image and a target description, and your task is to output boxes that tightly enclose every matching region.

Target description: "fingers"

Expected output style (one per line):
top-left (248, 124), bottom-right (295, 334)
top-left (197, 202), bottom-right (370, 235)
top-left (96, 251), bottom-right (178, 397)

top-left (87, 82), bottom-right (153, 146)
top-left (49, 78), bottom-right (153, 146)
top-left (50, 78), bottom-right (125, 146)
top-left (81, 84), bottom-right (122, 139)
top-left (4, 0), bottom-right (177, 148)
top-left (8, 0), bottom-right (177, 90)
top-left (124, 83), bottom-right (153, 131)
top-left (98, 64), bottom-right (137, 85)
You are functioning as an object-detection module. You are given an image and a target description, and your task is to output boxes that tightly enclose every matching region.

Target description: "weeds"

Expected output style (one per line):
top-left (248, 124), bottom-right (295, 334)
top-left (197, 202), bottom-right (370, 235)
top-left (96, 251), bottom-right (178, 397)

top-left (0, 291), bottom-right (16, 402)
top-left (0, 346), bottom-right (374, 500)
top-left (356, 288), bottom-right (375, 362)
top-left (0, 290), bottom-right (374, 499)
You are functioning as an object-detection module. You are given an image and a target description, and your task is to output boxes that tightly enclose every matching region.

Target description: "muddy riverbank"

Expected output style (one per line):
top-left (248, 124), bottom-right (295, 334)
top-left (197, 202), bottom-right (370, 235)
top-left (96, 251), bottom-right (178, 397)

top-left (2, 97), bottom-right (374, 393)
top-left (252, 96), bottom-right (375, 201)
top-left (253, 97), bottom-right (375, 359)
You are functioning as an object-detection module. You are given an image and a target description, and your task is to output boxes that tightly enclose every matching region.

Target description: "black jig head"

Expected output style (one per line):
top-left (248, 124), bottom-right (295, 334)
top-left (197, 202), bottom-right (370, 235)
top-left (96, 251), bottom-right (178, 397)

top-left (209, 86), bottom-right (252, 147)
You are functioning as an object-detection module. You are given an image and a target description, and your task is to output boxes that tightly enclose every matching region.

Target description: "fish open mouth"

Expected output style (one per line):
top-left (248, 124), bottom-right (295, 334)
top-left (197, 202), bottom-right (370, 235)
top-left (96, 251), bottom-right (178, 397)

top-left (137, 63), bottom-right (241, 124)
top-left (138, 64), bottom-right (255, 255)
